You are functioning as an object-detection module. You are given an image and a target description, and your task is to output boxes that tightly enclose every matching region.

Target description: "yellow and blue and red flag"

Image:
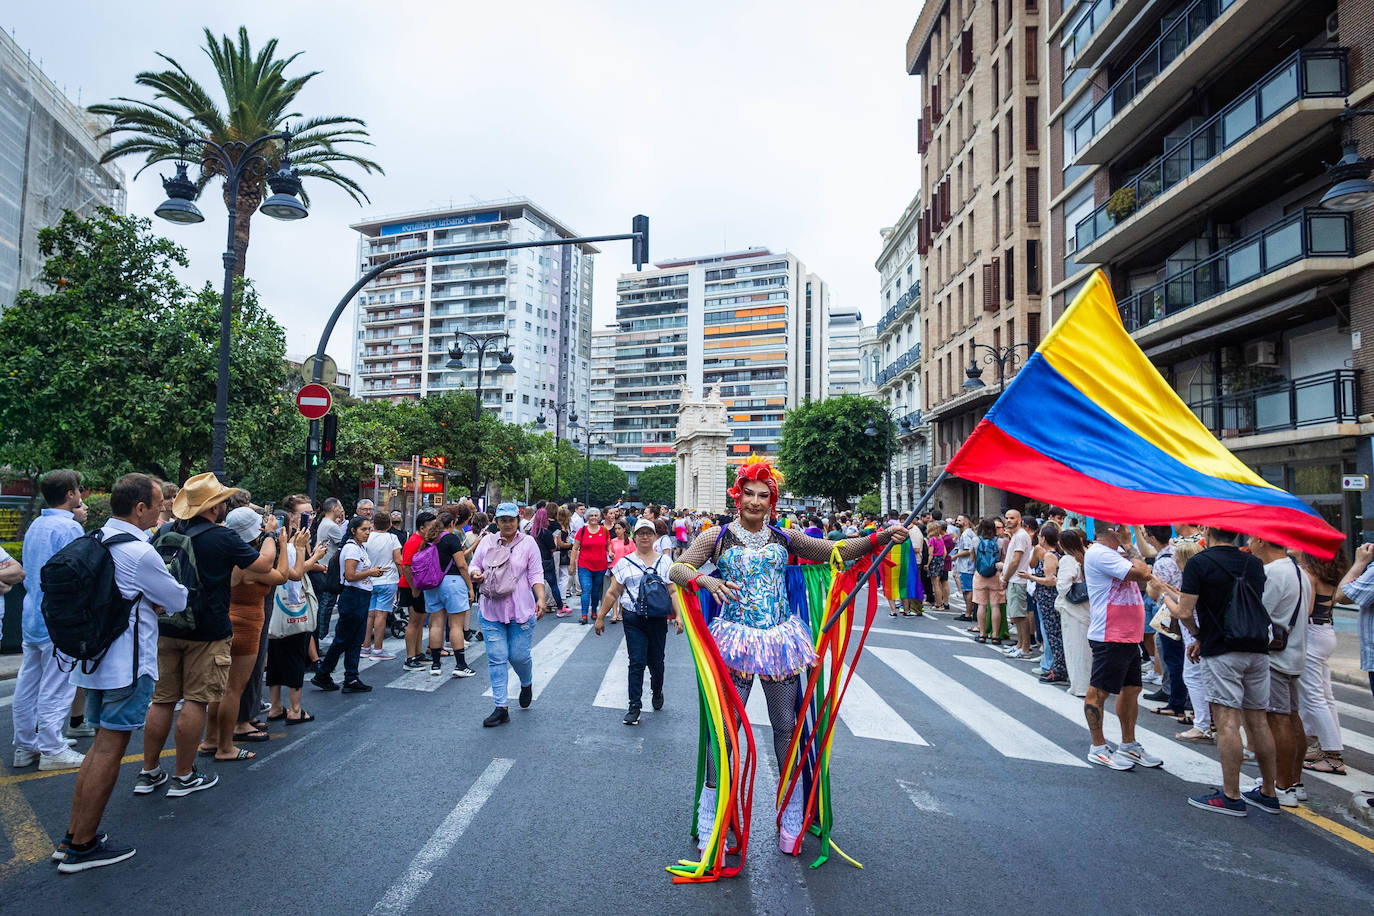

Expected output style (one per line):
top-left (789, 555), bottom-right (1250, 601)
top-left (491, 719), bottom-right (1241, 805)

top-left (947, 270), bottom-right (1343, 559)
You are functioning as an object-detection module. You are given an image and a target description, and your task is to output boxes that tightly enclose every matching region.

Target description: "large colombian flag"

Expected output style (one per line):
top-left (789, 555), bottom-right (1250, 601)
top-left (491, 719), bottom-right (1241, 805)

top-left (946, 270), bottom-right (1344, 559)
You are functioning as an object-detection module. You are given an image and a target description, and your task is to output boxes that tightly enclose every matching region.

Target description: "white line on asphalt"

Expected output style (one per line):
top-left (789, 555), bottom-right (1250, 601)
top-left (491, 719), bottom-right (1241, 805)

top-left (1339, 725), bottom-right (1374, 757)
top-left (370, 757), bottom-right (514, 916)
top-left (836, 662), bottom-right (927, 746)
top-left (386, 639), bottom-right (488, 692)
top-left (957, 655), bottom-right (1221, 785)
top-left (870, 647), bottom-right (1086, 767)
top-left (314, 738), bottom-right (377, 784)
top-left (482, 622), bottom-right (590, 702)
top-left (897, 777), bottom-right (948, 815)
top-left (850, 624), bottom-right (968, 642)
top-left (0, 694), bottom-right (11, 709)
top-left (246, 701), bottom-right (371, 772)
top-left (1335, 699), bottom-right (1374, 725)
top-left (592, 636), bottom-right (630, 709)
top-left (356, 636), bottom-right (408, 673)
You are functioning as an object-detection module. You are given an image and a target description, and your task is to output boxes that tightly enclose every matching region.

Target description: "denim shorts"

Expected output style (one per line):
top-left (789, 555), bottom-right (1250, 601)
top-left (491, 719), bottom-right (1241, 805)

top-left (369, 582), bottom-right (398, 612)
top-left (424, 575), bottom-right (470, 615)
top-left (85, 675), bottom-right (156, 731)
top-left (959, 572), bottom-right (974, 593)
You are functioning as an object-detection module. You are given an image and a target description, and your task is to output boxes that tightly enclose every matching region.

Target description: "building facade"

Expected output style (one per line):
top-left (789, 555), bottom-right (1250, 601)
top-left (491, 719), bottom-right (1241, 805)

top-left (0, 28), bottom-right (126, 310)
top-left (875, 190), bottom-right (930, 514)
top-left (349, 200), bottom-right (596, 428)
top-left (826, 305), bottom-right (864, 396)
top-left (588, 326), bottom-right (617, 449)
top-left (611, 248), bottom-right (828, 474)
top-left (1045, 0), bottom-right (1373, 550)
top-left (908, 0), bottom-right (1047, 518)
top-left (859, 323), bottom-right (881, 396)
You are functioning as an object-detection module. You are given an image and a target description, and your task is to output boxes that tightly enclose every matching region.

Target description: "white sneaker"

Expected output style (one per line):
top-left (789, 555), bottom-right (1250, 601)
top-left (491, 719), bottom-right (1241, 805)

top-left (1087, 744), bottom-right (1133, 770)
top-left (1292, 782), bottom-right (1308, 802)
top-left (359, 648), bottom-right (373, 658)
top-left (39, 747), bottom-right (85, 771)
top-left (1142, 671), bottom-right (1163, 686)
top-left (1117, 741), bottom-right (1162, 768)
top-left (13, 747), bottom-right (39, 768)
top-left (1251, 777), bottom-right (1300, 807)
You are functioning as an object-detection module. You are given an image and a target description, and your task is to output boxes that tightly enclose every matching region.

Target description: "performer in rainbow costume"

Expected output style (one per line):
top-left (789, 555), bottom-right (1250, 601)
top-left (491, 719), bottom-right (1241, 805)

top-left (666, 456), bottom-right (911, 881)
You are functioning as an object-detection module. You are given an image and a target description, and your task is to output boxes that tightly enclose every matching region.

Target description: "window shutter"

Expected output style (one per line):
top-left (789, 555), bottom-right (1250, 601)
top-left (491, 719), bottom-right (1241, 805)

top-left (1004, 248), bottom-right (1015, 304)
top-left (1026, 240), bottom-right (1042, 294)
top-left (932, 80), bottom-right (942, 121)
top-left (1025, 28), bottom-right (1038, 81)
top-left (918, 116), bottom-right (928, 153)
top-left (991, 257), bottom-right (1001, 307)
top-left (961, 28), bottom-right (974, 75)
top-left (982, 263), bottom-right (996, 311)
top-left (1028, 311), bottom-right (1041, 347)
top-left (1026, 168), bottom-right (1040, 222)
top-left (941, 177), bottom-right (951, 222)
top-left (1026, 97), bottom-right (1038, 150)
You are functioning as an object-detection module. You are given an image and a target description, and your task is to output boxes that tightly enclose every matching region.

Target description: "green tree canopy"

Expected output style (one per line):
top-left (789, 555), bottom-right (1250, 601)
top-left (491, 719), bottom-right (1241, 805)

top-left (584, 460), bottom-right (629, 508)
top-left (636, 463), bottom-right (675, 507)
top-left (776, 395), bottom-right (891, 510)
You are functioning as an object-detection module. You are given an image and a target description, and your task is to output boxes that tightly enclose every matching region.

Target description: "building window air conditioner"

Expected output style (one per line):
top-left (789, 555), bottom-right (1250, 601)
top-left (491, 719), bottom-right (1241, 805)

top-left (1243, 340), bottom-right (1278, 368)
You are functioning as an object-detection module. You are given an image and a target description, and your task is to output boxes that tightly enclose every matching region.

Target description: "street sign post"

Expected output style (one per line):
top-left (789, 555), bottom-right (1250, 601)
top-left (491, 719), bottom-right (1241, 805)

top-left (296, 384), bottom-right (332, 420)
top-left (1342, 474), bottom-right (1368, 491)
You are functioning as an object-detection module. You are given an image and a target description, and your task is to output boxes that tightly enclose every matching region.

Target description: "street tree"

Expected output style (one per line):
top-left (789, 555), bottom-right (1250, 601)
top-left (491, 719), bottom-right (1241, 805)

top-left (636, 463), bottom-right (676, 507)
top-left (90, 26), bottom-right (382, 275)
top-left (776, 395), bottom-right (890, 510)
top-left (584, 460), bottom-right (630, 508)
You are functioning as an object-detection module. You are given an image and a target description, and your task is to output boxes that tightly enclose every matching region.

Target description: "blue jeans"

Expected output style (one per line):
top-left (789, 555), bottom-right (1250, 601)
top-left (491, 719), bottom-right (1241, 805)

top-left (578, 568), bottom-right (606, 619)
top-left (481, 616), bottom-right (535, 708)
top-left (314, 576), bottom-right (340, 642)
top-left (320, 587), bottom-right (368, 680)
top-left (1159, 629), bottom-right (1186, 711)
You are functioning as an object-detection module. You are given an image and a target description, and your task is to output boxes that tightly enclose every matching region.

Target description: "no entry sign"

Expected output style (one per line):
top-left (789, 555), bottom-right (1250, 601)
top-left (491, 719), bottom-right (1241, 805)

top-left (296, 384), bottom-right (333, 420)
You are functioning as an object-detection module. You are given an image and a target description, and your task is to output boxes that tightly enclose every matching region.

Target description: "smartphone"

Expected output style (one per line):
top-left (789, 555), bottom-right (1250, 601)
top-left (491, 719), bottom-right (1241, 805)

top-left (301, 512), bottom-right (312, 533)
top-left (274, 511), bottom-right (288, 530)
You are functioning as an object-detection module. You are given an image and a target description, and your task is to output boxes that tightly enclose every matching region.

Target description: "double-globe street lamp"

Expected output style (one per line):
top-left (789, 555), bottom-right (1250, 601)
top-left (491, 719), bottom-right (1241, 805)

top-left (445, 331), bottom-right (515, 501)
top-left (535, 401), bottom-right (579, 503)
top-left (154, 131), bottom-right (308, 481)
top-left (961, 342), bottom-right (1034, 392)
top-left (864, 409), bottom-right (912, 512)
top-left (573, 429), bottom-right (608, 507)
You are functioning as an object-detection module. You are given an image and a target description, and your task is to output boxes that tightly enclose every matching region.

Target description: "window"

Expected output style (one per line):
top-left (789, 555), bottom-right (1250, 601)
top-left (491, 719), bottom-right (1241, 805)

top-left (992, 61), bottom-right (1000, 109)
top-left (992, 126), bottom-right (1001, 173)
top-left (1006, 178), bottom-right (1014, 232)
top-left (982, 262), bottom-right (998, 311)
top-left (1026, 97), bottom-right (1038, 150)
top-left (992, 191), bottom-right (1001, 239)
top-left (1027, 239), bottom-right (1042, 294)
top-left (1005, 111), bottom-right (1013, 161)
top-left (1028, 312), bottom-right (1041, 347)
top-left (1004, 247), bottom-right (1015, 304)
top-left (1026, 168), bottom-right (1040, 222)
top-left (1025, 28), bottom-right (1038, 81)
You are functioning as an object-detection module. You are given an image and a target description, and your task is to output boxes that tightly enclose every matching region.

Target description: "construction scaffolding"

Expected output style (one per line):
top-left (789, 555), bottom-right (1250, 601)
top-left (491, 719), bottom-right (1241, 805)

top-left (0, 27), bottom-right (126, 311)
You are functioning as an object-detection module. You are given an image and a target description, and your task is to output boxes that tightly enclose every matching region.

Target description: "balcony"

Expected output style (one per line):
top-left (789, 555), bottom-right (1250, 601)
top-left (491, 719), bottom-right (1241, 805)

top-left (1061, 0), bottom-right (1155, 75)
top-left (898, 409), bottom-right (924, 437)
top-left (1189, 370), bottom-right (1360, 438)
top-left (1070, 0), bottom-right (1294, 165)
top-left (1119, 209), bottom-right (1353, 342)
top-left (877, 282), bottom-right (921, 336)
top-left (877, 343), bottom-right (921, 388)
top-left (1075, 49), bottom-right (1347, 262)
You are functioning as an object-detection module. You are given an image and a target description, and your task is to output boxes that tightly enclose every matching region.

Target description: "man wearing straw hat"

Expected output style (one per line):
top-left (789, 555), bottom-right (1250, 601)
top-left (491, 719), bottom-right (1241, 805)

top-left (135, 473), bottom-right (276, 798)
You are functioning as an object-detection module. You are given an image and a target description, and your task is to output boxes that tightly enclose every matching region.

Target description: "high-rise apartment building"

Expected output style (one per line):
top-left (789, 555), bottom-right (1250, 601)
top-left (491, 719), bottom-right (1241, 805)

top-left (349, 200), bottom-right (596, 427)
top-left (826, 305), bottom-right (864, 396)
top-left (588, 326), bottom-right (617, 447)
top-left (0, 29), bottom-right (126, 310)
top-left (611, 248), bottom-right (828, 474)
top-left (908, 0), bottom-right (1046, 516)
top-left (1046, 0), bottom-right (1372, 549)
top-left (875, 190), bottom-right (929, 513)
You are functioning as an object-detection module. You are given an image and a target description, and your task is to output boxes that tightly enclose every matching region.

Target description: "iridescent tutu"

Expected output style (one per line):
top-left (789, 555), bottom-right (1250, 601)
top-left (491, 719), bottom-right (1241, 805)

top-left (708, 614), bottom-right (817, 678)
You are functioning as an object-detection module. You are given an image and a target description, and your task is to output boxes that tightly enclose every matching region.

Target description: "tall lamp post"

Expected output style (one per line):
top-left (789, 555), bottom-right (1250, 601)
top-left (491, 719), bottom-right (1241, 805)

top-left (154, 131), bottom-right (308, 481)
top-left (961, 342), bottom-right (1033, 392)
top-left (446, 331), bottom-right (515, 501)
top-left (574, 430), bottom-right (608, 507)
top-left (865, 408), bottom-right (912, 512)
top-left (535, 401), bottom-right (579, 503)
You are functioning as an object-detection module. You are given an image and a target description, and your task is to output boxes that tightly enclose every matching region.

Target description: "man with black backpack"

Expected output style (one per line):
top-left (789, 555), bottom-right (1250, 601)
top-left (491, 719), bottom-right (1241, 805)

top-left (594, 519), bottom-right (681, 726)
top-left (134, 473), bottom-right (276, 799)
top-left (56, 474), bottom-right (187, 873)
top-left (1174, 526), bottom-right (1280, 816)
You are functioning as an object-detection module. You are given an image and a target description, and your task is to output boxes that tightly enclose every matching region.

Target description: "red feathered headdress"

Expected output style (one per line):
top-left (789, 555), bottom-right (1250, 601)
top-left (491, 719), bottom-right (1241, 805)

top-left (729, 455), bottom-right (786, 519)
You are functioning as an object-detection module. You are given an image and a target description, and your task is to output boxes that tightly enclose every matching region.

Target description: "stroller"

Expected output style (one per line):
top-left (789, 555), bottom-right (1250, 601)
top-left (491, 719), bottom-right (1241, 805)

top-left (387, 590), bottom-right (408, 640)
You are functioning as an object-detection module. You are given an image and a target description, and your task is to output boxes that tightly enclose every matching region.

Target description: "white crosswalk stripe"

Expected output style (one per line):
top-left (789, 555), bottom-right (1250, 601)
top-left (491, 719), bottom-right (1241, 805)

top-left (482, 621), bottom-right (590, 702)
top-left (835, 662), bottom-right (927, 745)
top-left (1335, 699), bottom-right (1374, 725)
top-left (593, 637), bottom-right (630, 709)
top-left (386, 640), bottom-right (487, 692)
top-left (870, 646), bottom-right (1087, 767)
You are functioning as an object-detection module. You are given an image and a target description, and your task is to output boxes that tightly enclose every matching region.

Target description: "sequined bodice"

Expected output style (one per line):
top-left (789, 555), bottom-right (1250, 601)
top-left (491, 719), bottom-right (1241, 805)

top-left (715, 523), bottom-right (790, 629)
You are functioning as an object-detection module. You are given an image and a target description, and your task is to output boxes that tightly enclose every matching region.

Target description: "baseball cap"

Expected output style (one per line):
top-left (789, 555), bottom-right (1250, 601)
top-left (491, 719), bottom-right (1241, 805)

top-left (633, 518), bottom-right (656, 534)
top-left (226, 506), bottom-right (263, 543)
top-left (494, 501), bottom-right (519, 518)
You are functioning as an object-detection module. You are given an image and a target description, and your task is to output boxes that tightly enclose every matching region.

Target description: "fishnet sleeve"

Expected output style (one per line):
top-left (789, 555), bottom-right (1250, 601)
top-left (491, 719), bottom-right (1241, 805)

top-left (788, 528), bottom-right (897, 564)
top-left (669, 529), bottom-right (724, 592)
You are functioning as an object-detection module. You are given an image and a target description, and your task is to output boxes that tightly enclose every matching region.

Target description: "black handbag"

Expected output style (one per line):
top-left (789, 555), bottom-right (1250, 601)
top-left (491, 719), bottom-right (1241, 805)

top-left (1066, 581), bottom-right (1089, 604)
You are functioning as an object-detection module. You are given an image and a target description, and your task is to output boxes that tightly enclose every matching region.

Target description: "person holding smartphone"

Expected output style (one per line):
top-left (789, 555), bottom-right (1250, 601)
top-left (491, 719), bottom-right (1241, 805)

top-left (311, 516), bottom-right (383, 694)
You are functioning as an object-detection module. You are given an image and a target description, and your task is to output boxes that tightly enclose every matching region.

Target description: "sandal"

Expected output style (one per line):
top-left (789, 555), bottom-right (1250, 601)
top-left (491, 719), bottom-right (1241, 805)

top-left (266, 710), bottom-right (287, 722)
top-left (286, 710), bottom-right (315, 726)
top-left (1176, 727), bottom-right (1213, 741)
top-left (1149, 707), bottom-right (1180, 717)
top-left (197, 746), bottom-right (217, 757)
top-left (975, 636), bottom-right (987, 644)
top-left (1303, 752), bottom-right (1347, 775)
top-left (246, 719), bottom-right (267, 731)
top-left (215, 747), bottom-right (256, 762)
top-left (232, 729), bottom-right (270, 743)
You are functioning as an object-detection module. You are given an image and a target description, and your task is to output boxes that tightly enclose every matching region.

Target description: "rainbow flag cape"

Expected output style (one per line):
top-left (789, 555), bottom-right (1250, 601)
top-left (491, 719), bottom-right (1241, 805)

top-left (877, 537), bottom-right (924, 602)
top-left (947, 270), bottom-right (1343, 559)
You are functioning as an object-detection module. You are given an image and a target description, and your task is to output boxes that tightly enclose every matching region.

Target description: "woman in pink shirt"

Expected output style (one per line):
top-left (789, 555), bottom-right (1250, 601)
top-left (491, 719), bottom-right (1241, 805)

top-left (470, 502), bottom-right (546, 728)
top-left (569, 507), bottom-right (611, 625)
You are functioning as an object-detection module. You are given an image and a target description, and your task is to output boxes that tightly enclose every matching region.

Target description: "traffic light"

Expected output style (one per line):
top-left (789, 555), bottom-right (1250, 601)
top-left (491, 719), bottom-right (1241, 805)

top-left (306, 435), bottom-right (320, 471)
top-left (321, 413), bottom-right (338, 463)
top-left (632, 214), bottom-right (649, 270)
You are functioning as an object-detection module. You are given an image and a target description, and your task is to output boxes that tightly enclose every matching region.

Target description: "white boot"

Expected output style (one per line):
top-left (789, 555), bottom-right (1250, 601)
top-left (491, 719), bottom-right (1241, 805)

top-left (696, 785), bottom-right (717, 852)
top-left (778, 788), bottom-right (803, 854)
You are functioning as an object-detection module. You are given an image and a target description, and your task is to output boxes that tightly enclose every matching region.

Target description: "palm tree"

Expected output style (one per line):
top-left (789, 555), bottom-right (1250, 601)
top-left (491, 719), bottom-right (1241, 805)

top-left (89, 26), bottom-right (382, 275)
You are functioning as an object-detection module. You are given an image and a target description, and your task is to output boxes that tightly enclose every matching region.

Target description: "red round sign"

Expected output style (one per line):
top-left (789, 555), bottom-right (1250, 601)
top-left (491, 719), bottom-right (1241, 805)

top-left (296, 383), bottom-right (333, 419)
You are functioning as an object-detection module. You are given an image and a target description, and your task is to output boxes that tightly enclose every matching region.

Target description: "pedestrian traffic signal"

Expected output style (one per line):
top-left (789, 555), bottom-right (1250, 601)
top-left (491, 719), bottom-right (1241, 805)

top-left (321, 413), bottom-right (338, 463)
top-left (306, 436), bottom-right (321, 471)
top-left (632, 214), bottom-right (649, 270)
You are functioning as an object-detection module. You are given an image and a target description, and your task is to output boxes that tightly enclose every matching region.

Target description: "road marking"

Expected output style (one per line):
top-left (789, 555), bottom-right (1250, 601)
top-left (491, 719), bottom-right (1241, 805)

top-left (897, 777), bottom-right (947, 815)
top-left (1339, 726), bottom-right (1374, 756)
top-left (386, 640), bottom-right (488, 692)
top-left (1335, 699), bottom-right (1374, 725)
top-left (1288, 804), bottom-right (1374, 855)
top-left (0, 782), bottom-right (51, 882)
top-left (850, 625), bottom-right (968, 642)
top-left (958, 655), bottom-right (1221, 785)
top-left (247, 702), bottom-right (371, 772)
top-left (356, 636), bottom-right (409, 673)
top-left (482, 622), bottom-right (590, 702)
top-left (870, 647), bottom-right (1086, 768)
top-left (0, 748), bottom-right (175, 787)
top-left (370, 757), bottom-right (514, 915)
top-left (836, 662), bottom-right (927, 746)
top-left (315, 738), bottom-right (377, 784)
top-left (944, 625), bottom-right (1007, 650)
top-left (592, 637), bottom-right (630, 709)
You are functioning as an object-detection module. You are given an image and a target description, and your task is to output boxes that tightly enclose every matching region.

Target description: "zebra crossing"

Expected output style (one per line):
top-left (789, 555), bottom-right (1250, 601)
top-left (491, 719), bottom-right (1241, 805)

top-left (347, 621), bottom-right (1374, 794)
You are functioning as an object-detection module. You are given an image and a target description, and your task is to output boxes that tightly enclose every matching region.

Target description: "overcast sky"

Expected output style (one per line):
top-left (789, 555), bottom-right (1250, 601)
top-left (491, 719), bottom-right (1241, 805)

top-left (8, 1), bottom-right (921, 358)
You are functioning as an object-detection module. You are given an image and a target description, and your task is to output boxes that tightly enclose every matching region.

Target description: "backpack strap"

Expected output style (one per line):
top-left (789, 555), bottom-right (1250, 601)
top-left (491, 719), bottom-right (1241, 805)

top-left (1286, 557), bottom-right (1305, 629)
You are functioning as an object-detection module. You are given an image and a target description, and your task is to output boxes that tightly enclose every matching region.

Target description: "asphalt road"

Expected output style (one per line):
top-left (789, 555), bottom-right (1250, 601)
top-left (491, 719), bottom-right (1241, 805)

top-left (2, 587), bottom-right (1373, 915)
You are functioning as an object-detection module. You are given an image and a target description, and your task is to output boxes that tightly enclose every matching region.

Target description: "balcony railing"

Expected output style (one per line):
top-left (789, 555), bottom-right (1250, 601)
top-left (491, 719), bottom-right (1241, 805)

top-left (1076, 49), bottom-right (1347, 250)
top-left (1071, 0), bottom-right (1237, 157)
top-left (1119, 208), bottom-right (1352, 332)
top-left (899, 409), bottom-right (924, 435)
top-left (1062, 0), bottom-right (1115, 69)
top-left (1188, 370), bottom-right (1360, 437)
top-left (877, 282), bottom-right (921, 334)
top-left (877, 343), bottom-right (921, 387)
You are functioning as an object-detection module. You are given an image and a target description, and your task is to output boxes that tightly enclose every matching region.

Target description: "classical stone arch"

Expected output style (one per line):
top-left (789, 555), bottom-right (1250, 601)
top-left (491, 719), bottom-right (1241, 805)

top-left (674, 386), bottom-right (733, 513)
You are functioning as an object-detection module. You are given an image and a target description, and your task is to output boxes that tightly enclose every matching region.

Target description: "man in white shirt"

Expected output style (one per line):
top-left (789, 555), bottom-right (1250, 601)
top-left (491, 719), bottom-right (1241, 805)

top-left (314, 498), bottom-right (346, 643)
top-left (1001, 510), bottom-right (1035, 657)
top-left (1251, 536), bottom-right (1311, 807)
top-left (58, 474), bottom-right (187, 873)
top-left (953, 515), bottom-right (978, 621)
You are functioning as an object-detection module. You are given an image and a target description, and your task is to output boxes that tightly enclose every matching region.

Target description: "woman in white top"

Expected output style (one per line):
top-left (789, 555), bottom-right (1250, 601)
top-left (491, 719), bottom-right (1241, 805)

top-left (653, 518), bottom-right (677, 560)
top-left (594, 519), bottom-right (682, 725)
top-left (362, 511), bottom-right (404, 660)
top-left (313, 516), bottom-right (383, 693)
top-left (1054, 528), bottom-right (1091, 697)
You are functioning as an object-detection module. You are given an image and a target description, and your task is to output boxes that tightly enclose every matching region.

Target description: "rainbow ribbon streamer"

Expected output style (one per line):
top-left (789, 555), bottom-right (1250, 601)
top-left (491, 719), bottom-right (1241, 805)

top-left (877, 537), bottom-right (924, 602)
